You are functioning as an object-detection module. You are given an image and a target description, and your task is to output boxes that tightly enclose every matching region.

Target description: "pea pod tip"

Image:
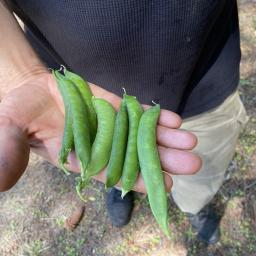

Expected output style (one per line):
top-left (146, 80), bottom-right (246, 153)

top-left (121, 189), bottom-right (129, 199)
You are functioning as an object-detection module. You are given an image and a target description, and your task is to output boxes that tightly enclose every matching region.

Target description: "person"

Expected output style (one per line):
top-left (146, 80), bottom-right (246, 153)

top-left (0, 0), bottom-right (248, 245)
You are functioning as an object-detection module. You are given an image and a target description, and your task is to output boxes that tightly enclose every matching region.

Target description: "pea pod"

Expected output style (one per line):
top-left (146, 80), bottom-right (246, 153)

top-left (58, 106), bottom-right (73, 175)
top-left (54, 70), bottom-right (74, 175)
top-left (121, 94), bottom-right (143, 198)
top-left (85, 98), bottom-right (116, 178)
top-left (106, 99), bottom-right (128, 188)
top-left (53, 71), bottom-right (91, 181)
top-left (64, 69), bottom-right (97, 142)
top-left (137, 104), bottom-right (170, 237)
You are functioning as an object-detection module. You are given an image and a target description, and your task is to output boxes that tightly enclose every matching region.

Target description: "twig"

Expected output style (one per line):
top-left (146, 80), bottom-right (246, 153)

top-left (245, 180), bottom-right (256, 190)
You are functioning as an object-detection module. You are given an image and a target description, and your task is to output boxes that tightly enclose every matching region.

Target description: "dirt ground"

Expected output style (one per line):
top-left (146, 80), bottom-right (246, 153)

top-left (1, 2), bottom-right (256, 256)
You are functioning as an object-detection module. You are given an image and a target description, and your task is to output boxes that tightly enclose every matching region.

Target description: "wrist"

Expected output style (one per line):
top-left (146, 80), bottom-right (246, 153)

top-left (0, 1), bottom-right (48, 98)
top-left (12, 64), bottom-right (49, 86)
top-left (1, 62), bottom-right (49, 98)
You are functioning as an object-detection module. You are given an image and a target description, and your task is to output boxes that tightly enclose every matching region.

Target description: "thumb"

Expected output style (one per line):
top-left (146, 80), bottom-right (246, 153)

top-left (0, 117), bottom-right (30, 191)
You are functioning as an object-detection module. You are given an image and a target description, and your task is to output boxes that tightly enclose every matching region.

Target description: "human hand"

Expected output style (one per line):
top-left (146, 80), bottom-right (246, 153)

top-left (0, 72), bottom-right (201, 193)
top-left (65, 82), bottom-right (202, 194)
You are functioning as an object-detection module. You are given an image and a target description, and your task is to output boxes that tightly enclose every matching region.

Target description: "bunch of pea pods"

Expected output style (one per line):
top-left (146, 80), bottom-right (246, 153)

top-left (53, 67), bottom-right (170, 237)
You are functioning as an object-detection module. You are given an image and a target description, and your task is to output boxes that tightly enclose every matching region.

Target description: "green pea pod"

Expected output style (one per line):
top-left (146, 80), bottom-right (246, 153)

top-left (85, 98), bottom-right (116, 178)
top-left (106, 99), bottom-right (128, 188)
top-left (53, 70), bottom-right (74, 175)
top-left (64, 69), bottom-right (97, 142)
top-left (137, 104), bottom-right (171, 237)
top-left (121, 94), bottom-right (143, 198)
top-left (53, 71), bottom-right (91, 181)
top-left (58, 106), bottom-right (73, 175)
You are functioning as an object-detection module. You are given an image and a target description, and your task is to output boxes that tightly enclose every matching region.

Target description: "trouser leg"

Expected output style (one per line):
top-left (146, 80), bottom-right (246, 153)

top-left (172, 91), bottom-right (249, 214)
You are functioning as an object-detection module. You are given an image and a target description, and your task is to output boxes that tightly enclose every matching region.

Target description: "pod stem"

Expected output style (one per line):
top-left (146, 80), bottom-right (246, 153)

top-left (122, 87), bottom-right (127, 95)
top-left (59, 163), bottom-right (71, 175)
top-left (75, 177), bottom-right (89, 202)
top-left (58, 64), bottom-right (66, 74)
top-left (76, 187), bottom-right (87, 203)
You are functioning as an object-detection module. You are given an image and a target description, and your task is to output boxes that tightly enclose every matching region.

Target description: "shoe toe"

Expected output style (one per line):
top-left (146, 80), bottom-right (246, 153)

top-left (197, 226), bottom-right (220, 245)
top-left (187, 205), bottom-right (221, 245)
top-left (106, 188), bottom-right (134, 227)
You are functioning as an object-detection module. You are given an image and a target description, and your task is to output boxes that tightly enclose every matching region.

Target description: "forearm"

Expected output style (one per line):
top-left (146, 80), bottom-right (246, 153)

top-left (0, 1), bottom-right (47, 98)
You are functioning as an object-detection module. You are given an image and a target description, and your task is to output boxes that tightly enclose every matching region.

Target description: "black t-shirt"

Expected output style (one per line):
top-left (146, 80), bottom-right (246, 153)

top-left (14, 0), bottom-right (241, 117)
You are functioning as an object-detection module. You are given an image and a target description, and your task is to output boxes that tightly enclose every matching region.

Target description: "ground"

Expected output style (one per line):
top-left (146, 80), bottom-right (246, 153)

top-left (0, 1), bottom-right (256, 256)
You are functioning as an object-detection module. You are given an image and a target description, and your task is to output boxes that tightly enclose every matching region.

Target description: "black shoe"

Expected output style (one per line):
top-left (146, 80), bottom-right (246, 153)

top-left (106, 188), bottom-right (134, 227)
top-left (187, 205), bottom-right (221, 245)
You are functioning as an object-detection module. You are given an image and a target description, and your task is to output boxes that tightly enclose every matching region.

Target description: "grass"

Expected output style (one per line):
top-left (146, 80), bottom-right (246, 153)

top-left (0, 2), bottom-right (255, 256)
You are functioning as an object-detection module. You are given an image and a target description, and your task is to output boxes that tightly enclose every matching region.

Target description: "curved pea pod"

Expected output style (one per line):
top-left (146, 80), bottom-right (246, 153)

top-left (58, 106), bottom-right (73, 175)
top-left (121, 94), bottom-right (143, 198)
top-left (106, 99), bottom-right (128, 188)
top-left (53, 71), bottom-right (91, 180)
top-left (64, 69), bottom-right (97, 142)
top-left (53, 70), bottom-right (74, 175)
top-left (85, 98), bottom-right (116, 178)
top-left (137, 104), bottom-right (171, 237)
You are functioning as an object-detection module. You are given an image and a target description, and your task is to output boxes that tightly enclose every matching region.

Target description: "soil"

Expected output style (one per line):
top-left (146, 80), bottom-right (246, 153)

top-left (0, 1), bottom-right (256, 255)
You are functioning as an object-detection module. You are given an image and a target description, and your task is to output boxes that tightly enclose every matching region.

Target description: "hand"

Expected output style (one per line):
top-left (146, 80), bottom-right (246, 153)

top-left (80, 92), bottom-right (202, 193)
top-left (0, 72), bottom-right (201, 193)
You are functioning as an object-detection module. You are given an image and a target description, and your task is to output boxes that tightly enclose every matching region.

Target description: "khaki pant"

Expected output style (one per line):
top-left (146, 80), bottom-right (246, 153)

top-left (172, 91), bottom-right (249, 214)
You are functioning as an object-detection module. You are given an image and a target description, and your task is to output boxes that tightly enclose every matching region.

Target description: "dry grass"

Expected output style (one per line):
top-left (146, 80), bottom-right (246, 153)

top-left (1, 1), bottom-right (256, 256)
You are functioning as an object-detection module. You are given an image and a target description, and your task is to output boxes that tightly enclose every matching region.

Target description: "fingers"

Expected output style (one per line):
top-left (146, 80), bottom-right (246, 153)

top-left (157, 125), bottom-right (197, 150)
top-left (89, 83), bottom-right (122, 110)
top-left (143, 105), bottom-right (182, 129)
top-left (90, 83), bottom-right (182, 129)
top-left (158, 146), bottom-right (202, 175)
top-left (67, 146), bottom-right (201, 194)
top-left (158, 109), bottom-right (182, 128)
top-left (73, 166), bottom-right (173, 195)
top-left (68, 145), bottom-right (202, 177)
top-left (0, 117), bottom-right (30, 191)
top-left (130, 172), bottom-right (173, 194)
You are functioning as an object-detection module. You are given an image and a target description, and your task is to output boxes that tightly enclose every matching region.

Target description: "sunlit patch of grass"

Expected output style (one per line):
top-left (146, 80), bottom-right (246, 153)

top-left (55, 216), bottom-right (66, 229)
top-left (23, 240), bottom-right (50, 256)
top-left (57, 235), bottom-right (86, 256)
top-left (32, 208), bottom-right (49, 219)
top-left (105, 223), bottom-right (165, 256)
